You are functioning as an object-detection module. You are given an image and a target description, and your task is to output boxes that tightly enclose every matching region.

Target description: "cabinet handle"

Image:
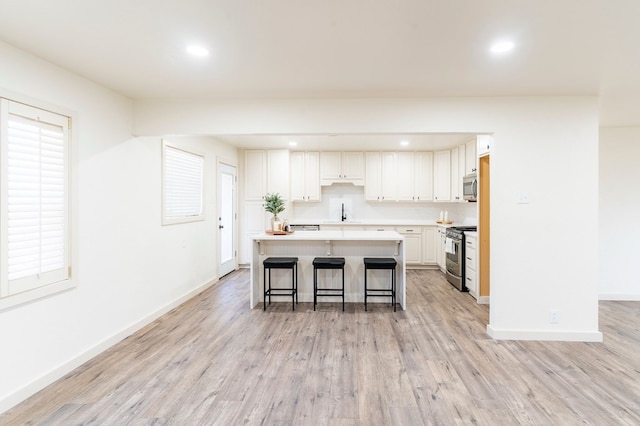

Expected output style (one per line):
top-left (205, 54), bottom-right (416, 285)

top-left (466, 257), bottom-right (472, 260)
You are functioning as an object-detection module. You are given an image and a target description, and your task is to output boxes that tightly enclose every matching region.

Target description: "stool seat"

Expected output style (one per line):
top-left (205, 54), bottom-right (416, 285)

top-left (363, 257), bottom-right (397, 269)
top-left (363, 257), bottom-right (397, 312)
top-left (263, 257), bottom-right (298, 311)
top-left (313, 257), bottom-right (346, 268)
top-left (264, 257), bottom-right (298, 268)
top-left (313, 257), bottom-right (346, 311)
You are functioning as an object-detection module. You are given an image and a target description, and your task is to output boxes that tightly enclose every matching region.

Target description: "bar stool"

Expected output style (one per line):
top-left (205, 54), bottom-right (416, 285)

top-left (263, 257), bottom-right (298, 311)
top-left (363, 257), bottom-right (397, 312)
top-left (313, 257), bottom-right (346, 311)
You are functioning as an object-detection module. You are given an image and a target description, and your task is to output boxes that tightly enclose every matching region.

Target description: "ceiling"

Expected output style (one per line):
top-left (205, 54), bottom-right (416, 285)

top-left (1, 0), bottom-right (639, 149)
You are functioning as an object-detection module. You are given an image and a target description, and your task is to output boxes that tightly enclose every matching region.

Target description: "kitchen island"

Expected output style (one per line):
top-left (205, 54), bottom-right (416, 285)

top-left (250, 231), bottom-right (406, 310)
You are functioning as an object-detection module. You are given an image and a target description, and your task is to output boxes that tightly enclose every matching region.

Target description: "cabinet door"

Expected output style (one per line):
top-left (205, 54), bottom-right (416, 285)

top-left (422, 227), bottom-right (436, 264)
top-left (341, 152), bottom-right (365, 182)
top-left (365, 152), bottom-right (382, 201)
top-left (450, 147), bottom-right (460, 201)
top-left (465, 139), bottom-right (477, 175)
top-left (267, 150), bottom-right (289, 199)
top-left (244, 150), bottom-right (266, 200)
top-left (397, 152), bottom-right (415, 201)
top-left (381, 152), bottom-right (397, 201)
top-left (290, 152), bottom-right (306, 201)
top-left (305, 152), bottom-right (321, 201)
top-left (477, 135), bottom-right (492, 157)
top-left (414, 151), bottom-right (433, 201)
top-left (402, 233), bottom-right (422, 264)
top-left (240, 201), bottom-right (268, 263)
top-left (320, 151), bottom-right (342, 183)
top-left (433, 150), bottom-right (451, 201)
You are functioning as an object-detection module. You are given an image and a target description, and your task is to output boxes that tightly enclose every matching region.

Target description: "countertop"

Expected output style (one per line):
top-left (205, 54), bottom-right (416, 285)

top-left (290, 219), bottom-right (472, 227)
top-left (252, 230), bottom-right (404, 241)
top-left (465, 231), bottom-right (478, 238)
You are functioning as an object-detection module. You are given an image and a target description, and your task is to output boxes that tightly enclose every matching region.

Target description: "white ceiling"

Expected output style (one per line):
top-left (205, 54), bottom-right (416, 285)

top-left (1, 0), bottom-right (639, 148)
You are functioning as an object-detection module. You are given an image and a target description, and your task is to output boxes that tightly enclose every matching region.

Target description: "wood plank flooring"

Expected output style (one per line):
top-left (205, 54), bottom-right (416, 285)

top-left (2, 269), bottom-right (639, 425)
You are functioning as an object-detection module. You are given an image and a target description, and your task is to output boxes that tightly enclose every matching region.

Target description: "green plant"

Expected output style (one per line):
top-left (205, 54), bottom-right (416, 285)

top-left (263, 193), bottom-right (285, 216)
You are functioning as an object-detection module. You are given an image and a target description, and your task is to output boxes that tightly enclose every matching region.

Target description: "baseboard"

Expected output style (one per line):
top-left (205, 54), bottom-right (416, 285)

top-left (487, 325), bottom-right (603, 342)
top-left (477, 296), bottom-right (490, 305)
top-left (599, 293), bottom-right (640, 301)
top-left (0, 276), bottom-right (219, 415)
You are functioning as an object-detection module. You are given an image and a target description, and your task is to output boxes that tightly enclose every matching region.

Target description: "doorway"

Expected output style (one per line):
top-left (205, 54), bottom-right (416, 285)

top-left (218, 162), bottom-right (237, 277)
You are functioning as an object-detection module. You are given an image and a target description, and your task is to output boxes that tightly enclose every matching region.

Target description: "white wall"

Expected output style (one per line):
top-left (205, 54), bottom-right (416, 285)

top-left (0, 41), bottom-right (238, 413)
top-left (135, 96), bottom-right (602, 343)
top-left (599, 127), bottom-right (640, 300)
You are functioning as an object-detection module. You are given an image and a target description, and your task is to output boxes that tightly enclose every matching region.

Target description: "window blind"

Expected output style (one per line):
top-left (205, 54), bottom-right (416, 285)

top-left (163, 144), bottom-right (204, 221)
top-left (4, 102), bottom-right (69, 295)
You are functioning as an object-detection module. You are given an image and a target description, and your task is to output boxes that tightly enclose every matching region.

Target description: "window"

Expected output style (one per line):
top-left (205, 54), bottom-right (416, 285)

top-left (162, 141), bottom-right (204, 225)
top-left (1, 99), bottom-right (72, 308)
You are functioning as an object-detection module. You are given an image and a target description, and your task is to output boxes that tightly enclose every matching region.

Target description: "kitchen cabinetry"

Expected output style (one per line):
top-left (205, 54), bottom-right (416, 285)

top-left (477, 135), bottom-right (493, 157)
top-left (451, 147), bottom-right (461, 202)
top-left (465, 233), bottom-right (478, 298)
top-left (240, 201), bottom-right (269, 264)
top-left (244, 150), bottom-right (266, 201)
top-left (397, 227), bottom-right (422, 265)
top-left (397, 152), bottom-right (434, 202)
top-left (433, 150), bottom-right (451, 201)
top-left (320, 151), bottom-right (365, 185)
top-left (436, 226), bottom-right (447, 272)
top-left (465, 139), bottom-right (477, 175)
top-left (290, 151), bottom-right (320, 202)
top-left (365, 152), bottom-right (397, 201)
top-left (244, 149), bottom-right (289, 200)
top-left (422, 226), bottom-right (437, 264)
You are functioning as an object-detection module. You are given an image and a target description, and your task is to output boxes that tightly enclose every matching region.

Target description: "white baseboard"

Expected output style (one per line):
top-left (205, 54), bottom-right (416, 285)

top-left (477, 296), bottom-right (490, 305)
top-left (487, 325), bottom-right (603, 342)
top-left (0, 276), bottom-right (219, 415)
top-left (599, 293), bottom-right (640, 301)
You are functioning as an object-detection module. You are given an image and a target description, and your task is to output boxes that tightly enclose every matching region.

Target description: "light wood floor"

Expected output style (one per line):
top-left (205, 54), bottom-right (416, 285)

top-left (2, 269), bottom-right (639, 425)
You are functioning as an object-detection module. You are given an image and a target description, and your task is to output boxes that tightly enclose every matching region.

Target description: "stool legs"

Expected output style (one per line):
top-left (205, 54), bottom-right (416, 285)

top-left (364, 263), bottom-right (396, 312)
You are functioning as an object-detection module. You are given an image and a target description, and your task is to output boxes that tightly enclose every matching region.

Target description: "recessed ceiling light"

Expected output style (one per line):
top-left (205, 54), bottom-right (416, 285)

top-left (186, 45), bottom-right (209, 57)
top-left (289, 141), bottom-right (297, 147)
top-left (490, 41), bottom-right (515, 55)
top-left (400, 140), bottom-right (410, 146)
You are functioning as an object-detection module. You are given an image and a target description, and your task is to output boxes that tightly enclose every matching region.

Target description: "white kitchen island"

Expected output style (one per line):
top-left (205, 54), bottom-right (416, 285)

top-left (250, 231), bottom-right (406, 310)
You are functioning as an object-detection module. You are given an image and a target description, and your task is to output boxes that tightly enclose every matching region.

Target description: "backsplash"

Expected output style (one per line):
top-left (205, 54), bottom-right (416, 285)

top-left (290, 184), bottom-right (478, 225)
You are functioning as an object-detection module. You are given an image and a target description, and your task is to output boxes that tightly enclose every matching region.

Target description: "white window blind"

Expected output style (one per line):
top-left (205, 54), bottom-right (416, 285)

top-left (163, 143), bottom-right (204, 224)
top-left (1, 100), bottom-right (70, 297)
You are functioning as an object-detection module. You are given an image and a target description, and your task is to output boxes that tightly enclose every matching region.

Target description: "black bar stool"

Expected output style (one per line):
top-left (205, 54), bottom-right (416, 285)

top-left (263, 257), bottom-right (298, 311)
top-left (313, 257), bottom-right (346, 311)
top-left (363, 257), bottom-right (397, 312)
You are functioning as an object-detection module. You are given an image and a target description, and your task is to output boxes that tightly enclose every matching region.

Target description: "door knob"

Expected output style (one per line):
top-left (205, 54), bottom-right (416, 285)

top-left (219, 225), bottom-right (224, 229)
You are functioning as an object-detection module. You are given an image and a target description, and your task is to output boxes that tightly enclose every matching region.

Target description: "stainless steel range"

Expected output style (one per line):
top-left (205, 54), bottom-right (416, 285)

top-left (445, 226), bottom-right (477, 291)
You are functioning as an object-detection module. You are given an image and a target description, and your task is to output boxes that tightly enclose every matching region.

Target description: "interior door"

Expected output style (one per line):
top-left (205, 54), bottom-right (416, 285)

top-left (218, 162), bottom-right (237, 277)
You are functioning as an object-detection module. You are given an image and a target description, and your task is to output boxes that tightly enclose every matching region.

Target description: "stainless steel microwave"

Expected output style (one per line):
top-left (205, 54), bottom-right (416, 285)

top-left (463, 173), bottom-right (478, 201)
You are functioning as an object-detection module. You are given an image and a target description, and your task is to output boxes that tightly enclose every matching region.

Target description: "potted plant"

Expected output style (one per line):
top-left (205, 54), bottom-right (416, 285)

top-left (263, 192), bottom-right (286, 231)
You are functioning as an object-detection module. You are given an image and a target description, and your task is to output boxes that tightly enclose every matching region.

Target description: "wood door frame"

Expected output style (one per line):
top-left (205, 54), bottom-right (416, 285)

top-left (479, 155), bottom-right (490, 302)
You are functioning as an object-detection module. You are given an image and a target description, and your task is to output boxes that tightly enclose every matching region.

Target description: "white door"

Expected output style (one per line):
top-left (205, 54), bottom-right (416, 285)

top-left (218, 162), bottom-right (237, 277)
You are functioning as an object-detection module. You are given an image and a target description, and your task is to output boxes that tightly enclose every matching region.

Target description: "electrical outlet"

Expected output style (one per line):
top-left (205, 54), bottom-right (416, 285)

top-left (549, 310), bottom-right (560, 324)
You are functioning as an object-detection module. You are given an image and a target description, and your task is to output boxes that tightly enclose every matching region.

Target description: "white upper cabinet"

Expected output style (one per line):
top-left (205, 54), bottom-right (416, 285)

top-left (244, 150), bottom-right (266, 200)
top-left (414, 152), bottom-right (434, 201)
top-left (365, 152), bottom-right (397, 201)
top-left (465, 138), bottom-right (477, 175)
top-left (320, 151), bottom-right (365, 185)
top-left (290, 151), bottom-right (320, 202)
top-left (451, 145), bottom-right (466, 202)
top-left (477, 135), bottom-right (493, 157)
top-left (397, 151), bottom-right (433, 202)
top-left (267, 150), bottom-right (290, 199)
top-left (433, 150), bottom-right (451, 201)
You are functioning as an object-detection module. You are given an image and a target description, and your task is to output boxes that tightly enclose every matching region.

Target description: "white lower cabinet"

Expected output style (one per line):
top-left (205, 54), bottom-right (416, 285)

top-left (397, 227), bottom-right (422, 265)
top-left (465, 234), bottom-right (478, 298)
top-left (422, 226), bottom-right (437, 264)
top-left (436, 226), bottom-right (447, 272)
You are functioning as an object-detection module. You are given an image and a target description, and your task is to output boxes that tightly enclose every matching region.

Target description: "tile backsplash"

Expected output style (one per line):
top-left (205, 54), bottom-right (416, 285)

top-left (290, 184), bottom-right (478, 225)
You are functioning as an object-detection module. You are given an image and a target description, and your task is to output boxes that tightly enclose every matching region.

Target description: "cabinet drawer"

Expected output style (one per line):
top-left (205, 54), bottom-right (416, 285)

top-left (466, 236), bottom-right (477, 249)
top-left (465, 270), bottom-right (476, 292)
top-left (465, 246), bottom-right (476, 267)
top-left (364, 226), bottom-right (395, 232)
top-left (397, 226), bottom-right (421, 233)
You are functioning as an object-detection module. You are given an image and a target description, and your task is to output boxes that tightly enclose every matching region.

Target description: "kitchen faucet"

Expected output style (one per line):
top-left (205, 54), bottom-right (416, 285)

top-left (341, 202), bottom-right (347, 222)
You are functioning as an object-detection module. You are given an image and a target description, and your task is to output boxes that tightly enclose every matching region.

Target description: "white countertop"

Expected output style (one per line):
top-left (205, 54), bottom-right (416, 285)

top-left (465, 231), bottom-right (478, 238)
top-left (291, 219), bottom-right (468, 227)
top-left (252, 230), bottom-right (404, 241)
